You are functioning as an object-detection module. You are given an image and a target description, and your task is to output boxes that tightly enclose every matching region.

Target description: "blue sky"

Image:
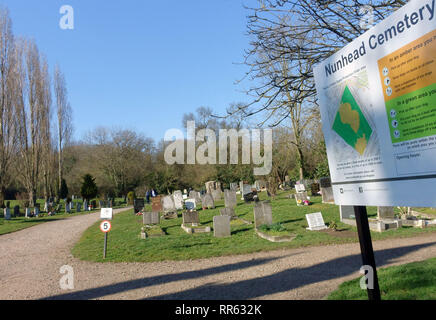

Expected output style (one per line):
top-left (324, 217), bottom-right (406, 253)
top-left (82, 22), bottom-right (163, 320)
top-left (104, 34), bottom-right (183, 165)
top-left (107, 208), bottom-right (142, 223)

top-left (2, 0), bottom-right (257, 142)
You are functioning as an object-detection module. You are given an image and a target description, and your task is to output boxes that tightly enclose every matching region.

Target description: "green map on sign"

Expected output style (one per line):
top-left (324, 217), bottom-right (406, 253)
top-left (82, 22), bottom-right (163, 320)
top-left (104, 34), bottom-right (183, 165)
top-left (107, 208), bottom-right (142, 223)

top-left (332, 86), bottom-right (373, 155)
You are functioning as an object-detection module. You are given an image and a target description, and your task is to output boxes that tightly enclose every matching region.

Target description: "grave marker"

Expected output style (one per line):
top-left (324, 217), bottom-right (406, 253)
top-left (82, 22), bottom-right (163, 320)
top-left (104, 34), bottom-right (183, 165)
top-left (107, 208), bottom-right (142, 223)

top-left (305, 212), bottom-right (328, 231)
top-left (143, 211), bottom-right (160, 225)
top-left (224, 189), bottom-right (237, 209)
top-left (253, 201), bottom-right (273, 228)
top-left (213, 215), bottom-right (231, 238)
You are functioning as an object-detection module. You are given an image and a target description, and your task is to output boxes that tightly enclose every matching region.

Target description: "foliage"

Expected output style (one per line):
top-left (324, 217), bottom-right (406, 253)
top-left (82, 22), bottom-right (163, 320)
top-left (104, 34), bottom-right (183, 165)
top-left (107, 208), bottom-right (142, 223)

top-left (58, 178), bottom-right (69, 199)
top-left (80, 174), bottom-right (98, 201)
top-left (127, 191), bottom-right (135, 205)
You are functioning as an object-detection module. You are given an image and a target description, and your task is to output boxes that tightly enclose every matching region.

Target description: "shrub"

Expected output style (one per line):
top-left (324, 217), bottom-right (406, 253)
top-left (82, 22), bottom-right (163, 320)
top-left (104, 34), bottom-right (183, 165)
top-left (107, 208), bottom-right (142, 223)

top-left (127, 191), bottom-right (135, 205)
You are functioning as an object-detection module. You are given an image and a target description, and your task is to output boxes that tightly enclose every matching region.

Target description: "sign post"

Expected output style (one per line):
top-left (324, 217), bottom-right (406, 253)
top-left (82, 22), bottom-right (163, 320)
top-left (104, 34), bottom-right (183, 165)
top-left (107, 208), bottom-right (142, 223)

top-left (100, 208), bottom-right (113, 259)
top-left (313, 0), bottom-right (436, 300)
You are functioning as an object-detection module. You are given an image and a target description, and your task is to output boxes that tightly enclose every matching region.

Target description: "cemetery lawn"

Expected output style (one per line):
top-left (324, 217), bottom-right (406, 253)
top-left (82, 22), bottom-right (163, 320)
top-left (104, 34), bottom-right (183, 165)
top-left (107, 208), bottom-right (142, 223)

top-left (327, 257), bottom-right (436, 300)
top-left (0, 199), bottom-right (128, 236)
top-left (72, 191), bottom-right (436, 263)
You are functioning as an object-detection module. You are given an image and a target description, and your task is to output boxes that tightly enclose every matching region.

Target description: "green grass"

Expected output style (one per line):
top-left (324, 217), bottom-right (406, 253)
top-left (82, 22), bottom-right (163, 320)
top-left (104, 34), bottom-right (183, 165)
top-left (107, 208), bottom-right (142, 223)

top-left (72, 191), bottom-right (436, 263)
top-left (0, 198), bottom-right (128, 235)
top-left (328, 257), bottom-right (436, 300)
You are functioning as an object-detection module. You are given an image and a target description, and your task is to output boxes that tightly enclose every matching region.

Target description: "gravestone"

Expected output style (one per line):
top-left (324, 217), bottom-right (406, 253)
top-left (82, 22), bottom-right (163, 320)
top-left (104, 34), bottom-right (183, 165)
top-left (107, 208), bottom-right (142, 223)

top-left (220, 207), bottom-right (236, 218)
top-left (201, 193), bottom-right (215, 209)
top-left (84, 200), bottom-right (88, 211)
top-left (319, 177), bottom-right (331, 188)
top-left (321, 186), bottom-right (335, 203)
top-left (230, 183), bottom-right (238, 191)
top-left (295, 184), bottom-right (306, 193)
top-left (211, 189), bottom-right (222, 201)
top-left (305, 212), bottom-right (328, 231)
top-left (162, 195), bottom-right (176, 212)
top-left (253, 201), bottom-right (273, 228)
top-left (173, 191), bottom-right (184, 210)
top-left (189, 191), bottom-right (201, 203)
top-left (377, 206), bottom-right (395, 220)
top-left (205, 181), bottom-right (215, 194)
top-left (340, 205), bottom-right (355, 221)
top-left (34, 207), bottom-right (40, 216)
top-left (76, 202), bottom-right (82, 212)
top-left (4, 207), bottom-right (11, 220)
top-left (213, 215), bottom-right (231, 238)
top-left (44, 201), bottom-right (49, 212)
top-left (239, 181), bottom-right (244, 200)
top-left (99, 200), bottom-right (104, 208)
top-left (25, 208), bottom-right (31, 218)
top-left (134, 198), bottom-right (145, 214)
top-left (143, 211), bottom-right (160, 225)
top-left (152, 195), bottom-right (163, 212)
top-left (65, 203), bottom-right (71, 213)
top-left (185, 199), bottom-right (196, 211)
top-left (295, 191), bottom-right (309, 205)
top-left (14, 205), bottom-right (20, 217)
top-left (224, 189), bottom-right (237, 209)
top-left (310, 183), bottom-right (320, 195)
top-left (183, 211), bottom-right (200, 225)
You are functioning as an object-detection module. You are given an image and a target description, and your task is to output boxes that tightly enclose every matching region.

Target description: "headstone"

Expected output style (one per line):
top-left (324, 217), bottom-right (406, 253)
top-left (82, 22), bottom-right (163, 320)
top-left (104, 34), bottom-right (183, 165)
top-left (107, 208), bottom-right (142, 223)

top-left (253, 201), bottom-right (273, 228)
top-left (84, 200), bottom-right (88, 211)
top-left (295, 184), bottom-right (306, 193)
top-left (173, 191), bottom-right (184, 210)
top-left (205, 181), bottom-right (215, 194)
top-left (143, 211), bottom-right (160, 225)
top-left (242, 184), bottom-right (252, 195)
top-left (44, 201), bottom-right (49, 212)
top-left (201, 193), bottom-right (215, 209)
top-left (239, 181), bottom-right (244, 200)
top-left (25, 208), bottom-right (31, 218)
top-left (321, 186), bottom-right (335, 203)
top-left (319, 177), bottom-right (332, 188)
top-left (305, 212), bottom-right (328, 231)
top-left (76, 202), bottom-right (82, 212)
top-left (185, 199), bottom-right (196, 211)
top-left (34, 207), bottom-right (40, 217)
top-left (220, 207), bottom-right (236, 218)
top-left (99, 200), bottom-right (104, 208)
top-left (152, 195), bottom-right (163, 212)
top-left (377, 206), bottom-right (395, 220)
top-left (66, 203), bottom-right (71, 213)
top-left (162, 195), bottom-right (176, 212)
top-left (4, 207), bottom-right (11, 220)
top-left (340, 205), bottom-right (355, 221)
top-left (230, 183), bottom-right (238, 191)
top-left (295, 191), bottom-right (309, 205)
top-left (13, 205), bottom-right (20, 217)
top-left (224, 189), bottom-right (237, 209)
top-left (211, 189), bottom-right (222, 201)
top-left (189, 191), bottom-right (201, 203)
top-left (310, 183), bottom-right (320, 195)
top-left (213, 215), bottom-right (231, 238)
top-left (134, 198), bottom-right (145, 214)
top-left (183, 211), bottom-right (200, 225)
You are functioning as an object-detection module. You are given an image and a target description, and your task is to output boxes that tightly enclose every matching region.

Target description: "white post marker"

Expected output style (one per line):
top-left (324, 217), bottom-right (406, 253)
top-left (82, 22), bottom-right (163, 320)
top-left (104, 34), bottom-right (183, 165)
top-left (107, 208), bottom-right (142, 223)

top-left (100, 220), bottom-right (112, 259)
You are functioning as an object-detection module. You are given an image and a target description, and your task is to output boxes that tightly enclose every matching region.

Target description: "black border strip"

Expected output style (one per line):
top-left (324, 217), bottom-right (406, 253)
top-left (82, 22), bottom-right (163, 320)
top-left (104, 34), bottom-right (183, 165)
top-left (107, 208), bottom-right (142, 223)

top-left (332, 174), bottom-right (436, 185)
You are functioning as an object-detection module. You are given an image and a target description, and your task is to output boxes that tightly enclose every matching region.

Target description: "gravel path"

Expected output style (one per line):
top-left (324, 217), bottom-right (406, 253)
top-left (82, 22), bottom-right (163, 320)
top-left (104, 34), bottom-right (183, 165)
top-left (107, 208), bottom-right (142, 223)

top-left (1, 209), bottom-right (436, 300)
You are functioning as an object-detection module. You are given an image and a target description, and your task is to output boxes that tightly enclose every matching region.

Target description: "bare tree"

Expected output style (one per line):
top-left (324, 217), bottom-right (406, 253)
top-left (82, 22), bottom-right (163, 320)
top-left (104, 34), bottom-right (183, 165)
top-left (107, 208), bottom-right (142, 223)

top-left (54, 65), bottom-right (72, 198)
top-left (0, 8), bottom-right (18, 204)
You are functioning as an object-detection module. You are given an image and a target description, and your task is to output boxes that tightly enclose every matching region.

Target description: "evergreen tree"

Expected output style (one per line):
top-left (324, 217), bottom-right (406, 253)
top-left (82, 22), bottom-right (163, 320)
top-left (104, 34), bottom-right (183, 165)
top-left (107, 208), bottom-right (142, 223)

top-left (80, 174), bottom-right (98, 201)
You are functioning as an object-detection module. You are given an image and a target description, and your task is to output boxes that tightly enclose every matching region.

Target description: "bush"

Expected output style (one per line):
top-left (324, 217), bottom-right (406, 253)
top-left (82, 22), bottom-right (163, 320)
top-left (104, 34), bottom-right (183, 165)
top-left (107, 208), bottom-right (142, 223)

top-left (127, 191), bottom-right (135, 205)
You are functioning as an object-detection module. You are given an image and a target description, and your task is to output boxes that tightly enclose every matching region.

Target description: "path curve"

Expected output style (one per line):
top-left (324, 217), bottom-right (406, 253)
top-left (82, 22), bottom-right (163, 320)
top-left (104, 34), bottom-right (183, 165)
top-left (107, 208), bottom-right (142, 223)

top-left (1, 209), bottom-right (436, 300)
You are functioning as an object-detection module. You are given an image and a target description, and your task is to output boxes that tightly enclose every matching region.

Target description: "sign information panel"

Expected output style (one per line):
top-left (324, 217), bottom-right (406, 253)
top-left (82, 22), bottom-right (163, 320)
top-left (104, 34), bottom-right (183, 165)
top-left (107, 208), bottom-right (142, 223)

top-left (314, 0), bottom-right (436, 207)
top-left (100, 208), bottom-right (113, 220)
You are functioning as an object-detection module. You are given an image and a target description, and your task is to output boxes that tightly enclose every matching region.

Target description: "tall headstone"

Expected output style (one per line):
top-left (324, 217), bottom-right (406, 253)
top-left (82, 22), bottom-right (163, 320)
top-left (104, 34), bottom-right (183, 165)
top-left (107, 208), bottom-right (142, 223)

top-left (76, 202), bottom-right (82, 213)
top-left (25, 208), bottom-right (31, 218)
top-left (4, 207), bottom-right (11, 220)
top-left (65, 203), bottom-right (71, 213)
top-left (152, 195), bottom-right (163, 212)
top-left (213, 215), bottom-right (231, 238)
top-left (201, 193), bottom-right (215, 209)
top-left (173, 191), bottom-right (184, 210)
top-left (34, 207), bottom-right (40, 217)
top-left (162, 195), bottom-right (176, 212)
top-left (224, 189), bottom-right (237, 209)
top-left (239, 181), bottom-right (244, 200)
top-left (84, 200), bottom-right (88, 211)
top-left (253, 201), bottom-right (273, 228)
top-left (205, 181), bottom-right (215, 194)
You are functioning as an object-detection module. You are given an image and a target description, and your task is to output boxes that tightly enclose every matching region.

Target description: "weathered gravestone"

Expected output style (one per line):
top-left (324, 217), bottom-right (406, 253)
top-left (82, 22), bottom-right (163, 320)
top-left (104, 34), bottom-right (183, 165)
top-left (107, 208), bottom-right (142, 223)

top-left (319, 177), bottom-right (335, 203)
top-left (76, 202), bottom-right (82, 212)
top-left (162, 195), bottom-right (176, 212)
top-left (189, 191), bottom-right (201, 203)
top-left (143, 211), bottom-right (160, 225)
top-left (230, 183), bottom-right (238, 191)
top-left (377, 206), bottom-right (395, 220)
top-left (205, 181), bottom-right (215, 194)
top-left (201, 193), bottom-right (215, 209)
top-left (211, 189), bottom-right (222, 201)
top-left (185, 199), bottom-right (196, 211)
top-left (295, 191), bottom-right (309, 205)
top-left (183, 211), bottom-right (200, 225)
top-left (220, 207), bottom-right (236, 218)
top-left (134, 198), bottom-right (145, 214)
top-left (305, 212), bottom-right (328, 231)
top-left (295, 184), bottom-right (306, 193)
top-left (84, 200), bottom-right (88, 211)
top-left (224, 189), bottom-right (237, 209)
top-left (4, 207), bottom-right (11, 220)
top-left (34, 207), bottom-right (40, 217)
top-left (213, 215), bottom-right (231, 238)
top-left (14, 205), bottom-right (20, 217)
top-left (239, 181), bottom-right (245, 200)
top-left (25, 208), bottom-right (31, 218)
top-left (253, 201), bottom-right (273, 228)
top-left (66, 203), bottom-right (71, 213)
top-left (173, 191), bottom-right (184, 210)
top-left (152, 195), bottom-right (163, 212)
top-left (340, 205), bottom-right (356, 222)
top-left (44, 201), bottom-right (49, 212)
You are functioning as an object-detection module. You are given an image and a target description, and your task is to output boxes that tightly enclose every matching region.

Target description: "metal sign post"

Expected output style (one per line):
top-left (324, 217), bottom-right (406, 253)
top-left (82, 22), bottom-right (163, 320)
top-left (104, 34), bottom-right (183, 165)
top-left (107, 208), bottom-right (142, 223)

top-left (353, 205), bottom-right (381, 300)
top-left (100, 220), bottom-right (112, 259)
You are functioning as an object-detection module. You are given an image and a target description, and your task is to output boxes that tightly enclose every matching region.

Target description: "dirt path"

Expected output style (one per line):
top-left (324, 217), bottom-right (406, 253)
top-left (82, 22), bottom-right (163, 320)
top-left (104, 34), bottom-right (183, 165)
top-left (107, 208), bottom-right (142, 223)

top-left (1, 210), bottom-right (436, 300)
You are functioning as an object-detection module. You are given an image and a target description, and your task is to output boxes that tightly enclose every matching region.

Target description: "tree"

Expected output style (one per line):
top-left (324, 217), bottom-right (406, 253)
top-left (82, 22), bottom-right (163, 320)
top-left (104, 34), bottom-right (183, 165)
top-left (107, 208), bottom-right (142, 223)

top-left (54, 65), bottom-right (72, 197)
top-left (80, 174), bottom-right (98, 201)
top-left (58, 178), bottom-right (68, 199)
